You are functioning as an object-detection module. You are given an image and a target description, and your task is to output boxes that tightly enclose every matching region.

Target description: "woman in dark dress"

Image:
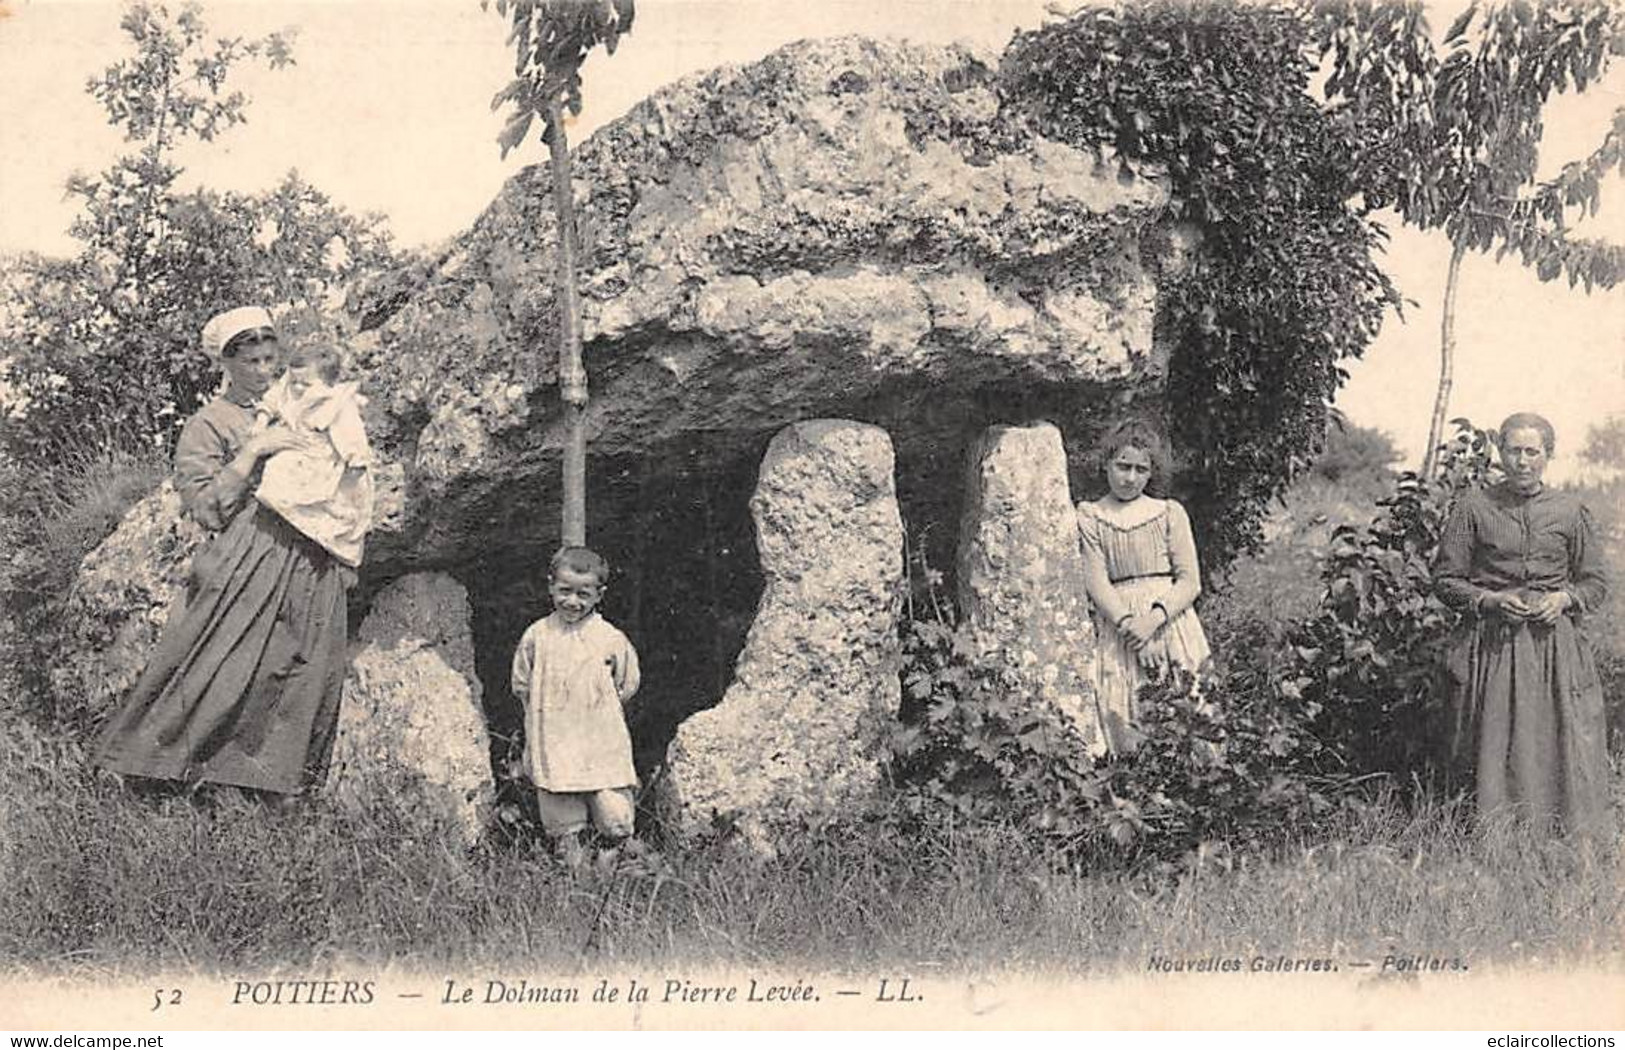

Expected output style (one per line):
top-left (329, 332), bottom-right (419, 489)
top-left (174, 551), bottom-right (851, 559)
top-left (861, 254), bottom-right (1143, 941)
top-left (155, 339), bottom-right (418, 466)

top-left (1433, 412), bottom-right (1610, 841)
top-left (96, 307), bottom-right (352, 797)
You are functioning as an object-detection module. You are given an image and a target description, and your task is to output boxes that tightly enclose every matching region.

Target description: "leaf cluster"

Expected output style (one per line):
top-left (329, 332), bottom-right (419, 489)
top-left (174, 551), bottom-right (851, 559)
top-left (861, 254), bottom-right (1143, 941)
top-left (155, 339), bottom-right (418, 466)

top-left (0, 4), bottom-right (399, 713)
top-left (1310, 0), bottom-right (1624, 290)
top-left (1, 174), bottom-right (396, 468)
top-left (0, 5), bottom-right (395, 469)
top-left (1580, 413), bottom-right (1625, 472)
top-left (487, 0), bottom-right (635, 155)
top-left (90, 1), bottom-right (295, 150)
top-left (890, 423), bottom-right (1509, 869)
top-left (1311, 416), bottom-right (1403, 488)
top-left (890, 581), bottom-right (1340, 870)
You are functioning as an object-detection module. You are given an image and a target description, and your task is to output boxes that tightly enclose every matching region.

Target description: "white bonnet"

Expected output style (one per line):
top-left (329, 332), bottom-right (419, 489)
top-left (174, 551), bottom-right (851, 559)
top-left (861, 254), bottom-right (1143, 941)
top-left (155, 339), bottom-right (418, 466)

top-left (200, 306), bottom-right (275, 359)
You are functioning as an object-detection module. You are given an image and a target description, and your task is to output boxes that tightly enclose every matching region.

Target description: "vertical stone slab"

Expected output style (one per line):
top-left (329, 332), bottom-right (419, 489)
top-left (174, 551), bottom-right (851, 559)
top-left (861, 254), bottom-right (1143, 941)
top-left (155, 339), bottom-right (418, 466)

top-left (660, 420), bottom-right (904, 851)
top-left (328, 572), bottom-right (493, 848)
top-left (956, 422), bottom-right (1101, 750)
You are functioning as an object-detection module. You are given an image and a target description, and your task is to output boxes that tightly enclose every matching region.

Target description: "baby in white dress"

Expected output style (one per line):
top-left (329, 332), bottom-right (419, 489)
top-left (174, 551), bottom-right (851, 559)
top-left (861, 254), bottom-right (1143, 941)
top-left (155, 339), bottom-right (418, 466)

top-left (254, 344), bottom-right (374, 568)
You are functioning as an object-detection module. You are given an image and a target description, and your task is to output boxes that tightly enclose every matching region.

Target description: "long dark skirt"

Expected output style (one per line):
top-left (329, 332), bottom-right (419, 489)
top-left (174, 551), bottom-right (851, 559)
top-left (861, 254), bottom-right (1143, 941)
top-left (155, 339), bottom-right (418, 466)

top-left (95, 504), bottom-right (348, 795)
top-left (1444, 615), bottom-right (1610, 841)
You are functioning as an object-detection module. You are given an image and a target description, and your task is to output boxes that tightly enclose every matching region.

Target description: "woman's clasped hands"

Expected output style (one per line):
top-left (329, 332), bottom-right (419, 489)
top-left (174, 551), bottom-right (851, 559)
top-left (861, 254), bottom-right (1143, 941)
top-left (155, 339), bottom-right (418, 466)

top-left (1483, 589), bottom-right (1571, 626)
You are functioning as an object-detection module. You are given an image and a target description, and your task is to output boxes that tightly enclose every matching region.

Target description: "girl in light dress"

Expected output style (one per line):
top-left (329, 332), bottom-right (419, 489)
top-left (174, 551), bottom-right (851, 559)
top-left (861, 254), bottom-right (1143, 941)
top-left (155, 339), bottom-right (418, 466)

top-left (1076, 421), bottom-right (1211, 755)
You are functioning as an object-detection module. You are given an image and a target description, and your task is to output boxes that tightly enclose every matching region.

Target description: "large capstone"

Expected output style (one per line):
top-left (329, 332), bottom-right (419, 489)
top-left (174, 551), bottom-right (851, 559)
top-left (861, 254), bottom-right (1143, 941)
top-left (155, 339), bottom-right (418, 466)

top-left (327, 573), bottom-right (494, 847)
top-left (352, 36), bottom-right (1172, 575)
top-left (957, 422), bottom-right (1100, 751)
top-left (659, 420), bottom-right (903, 850)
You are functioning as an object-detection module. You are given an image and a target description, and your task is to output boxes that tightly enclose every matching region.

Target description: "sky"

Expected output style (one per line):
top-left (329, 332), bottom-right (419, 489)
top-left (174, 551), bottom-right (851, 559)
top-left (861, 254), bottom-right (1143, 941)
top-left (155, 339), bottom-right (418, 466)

top-left (1, 0), bottom-right (1621, 481)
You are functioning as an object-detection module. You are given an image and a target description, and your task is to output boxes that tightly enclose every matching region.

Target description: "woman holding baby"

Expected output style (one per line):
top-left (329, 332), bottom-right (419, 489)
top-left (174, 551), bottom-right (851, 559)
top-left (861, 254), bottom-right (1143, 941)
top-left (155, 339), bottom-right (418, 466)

top-left (96, 306), bottom-right (373, 799)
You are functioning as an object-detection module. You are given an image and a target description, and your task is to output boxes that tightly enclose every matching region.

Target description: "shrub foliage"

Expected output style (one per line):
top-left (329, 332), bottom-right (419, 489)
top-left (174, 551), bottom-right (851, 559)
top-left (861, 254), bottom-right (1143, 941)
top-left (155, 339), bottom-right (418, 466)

top-left (1003, 0), bottom-right (1399, 571)
top-left (0, 3), bottom-right (397, 469)
top-left (891, 569), bottom-right (1335, 870)
top-left (0, 3), bottom-right (399, 726)
top-left (1286, 423), bottom-right (1497, 781)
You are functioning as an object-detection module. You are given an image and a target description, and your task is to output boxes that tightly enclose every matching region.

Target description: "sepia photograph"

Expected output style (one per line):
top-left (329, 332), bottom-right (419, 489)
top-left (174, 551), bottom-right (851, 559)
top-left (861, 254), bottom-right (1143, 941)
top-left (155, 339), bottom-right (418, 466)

top-left (1, 0), bottom-right (1622, 1035)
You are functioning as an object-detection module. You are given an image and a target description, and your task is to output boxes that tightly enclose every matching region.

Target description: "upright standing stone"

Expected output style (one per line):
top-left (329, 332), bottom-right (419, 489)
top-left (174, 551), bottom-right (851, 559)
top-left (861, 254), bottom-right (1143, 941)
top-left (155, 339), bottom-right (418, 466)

top-left (957, 423), bottom-right (1101, 751)
top-left (328, 572), bottom-right (494, 848)
top-left (661, 420), bottom-right (904, 851)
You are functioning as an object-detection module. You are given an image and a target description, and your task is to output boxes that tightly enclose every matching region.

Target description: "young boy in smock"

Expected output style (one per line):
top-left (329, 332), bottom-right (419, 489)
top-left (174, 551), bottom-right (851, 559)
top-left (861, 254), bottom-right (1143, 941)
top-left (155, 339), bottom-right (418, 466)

top-left (511, 546), bottom-right (641, 865)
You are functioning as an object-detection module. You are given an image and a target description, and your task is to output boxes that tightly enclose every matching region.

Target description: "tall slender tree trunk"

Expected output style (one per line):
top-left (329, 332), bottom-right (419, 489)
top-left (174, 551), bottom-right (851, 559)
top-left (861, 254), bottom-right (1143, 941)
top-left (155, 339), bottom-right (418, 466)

top-left (547, 95), bottom-right (587, 548)
top-left (1421, 238), bottom-right (1467, 479)
top-left (127, 81), bottom-right (173, 297)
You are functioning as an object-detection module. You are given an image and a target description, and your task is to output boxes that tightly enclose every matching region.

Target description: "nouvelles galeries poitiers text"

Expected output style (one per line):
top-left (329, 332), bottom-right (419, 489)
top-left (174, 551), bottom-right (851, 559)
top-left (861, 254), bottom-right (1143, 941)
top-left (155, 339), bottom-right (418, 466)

top-left (1145, 954), bottom-right (1468, 974)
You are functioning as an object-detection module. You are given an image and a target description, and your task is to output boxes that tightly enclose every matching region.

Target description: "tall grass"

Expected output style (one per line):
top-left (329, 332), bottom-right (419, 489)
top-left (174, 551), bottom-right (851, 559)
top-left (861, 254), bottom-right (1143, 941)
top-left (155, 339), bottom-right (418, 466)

top-left (4, 710), bottom-right (1620, 977)
top-left (0, 437), bottom-right (168, 711)
top-left (1571, 478), bottom-right (1625, 747)
top-left (1205, 475), bottom-right (1378, 632)
top-left (4, 437), bottom-right (168, 579)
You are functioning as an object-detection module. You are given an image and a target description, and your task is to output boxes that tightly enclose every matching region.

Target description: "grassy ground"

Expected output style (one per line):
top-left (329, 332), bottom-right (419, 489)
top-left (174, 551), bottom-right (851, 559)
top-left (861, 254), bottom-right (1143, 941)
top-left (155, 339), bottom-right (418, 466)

top-left (3, 710), bottom-right (1621, 978)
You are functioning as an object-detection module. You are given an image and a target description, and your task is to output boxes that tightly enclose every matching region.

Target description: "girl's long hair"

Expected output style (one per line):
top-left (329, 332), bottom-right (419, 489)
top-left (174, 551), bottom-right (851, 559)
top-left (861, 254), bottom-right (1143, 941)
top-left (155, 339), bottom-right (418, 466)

top-left (1093, 418), bottom-right (1171, 497)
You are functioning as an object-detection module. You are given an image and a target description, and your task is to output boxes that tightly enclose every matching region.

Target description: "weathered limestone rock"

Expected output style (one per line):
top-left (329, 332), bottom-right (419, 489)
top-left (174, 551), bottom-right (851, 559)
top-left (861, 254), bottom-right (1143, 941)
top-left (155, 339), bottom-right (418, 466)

top-left (328, 573), bottom-right (493, 847)
top-left (957, 423), bottom-right (1100, 751)
top-left (52, 482), bottom-right (206, 728)
top-left (660, 420), bottom-right (903, 849)
top-left (63, 36), bottom-right (1177, 786)
top-left (352, 36), bottom-right (1175, 759)
top-left (351, 34), bottom-right (1176, 572)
